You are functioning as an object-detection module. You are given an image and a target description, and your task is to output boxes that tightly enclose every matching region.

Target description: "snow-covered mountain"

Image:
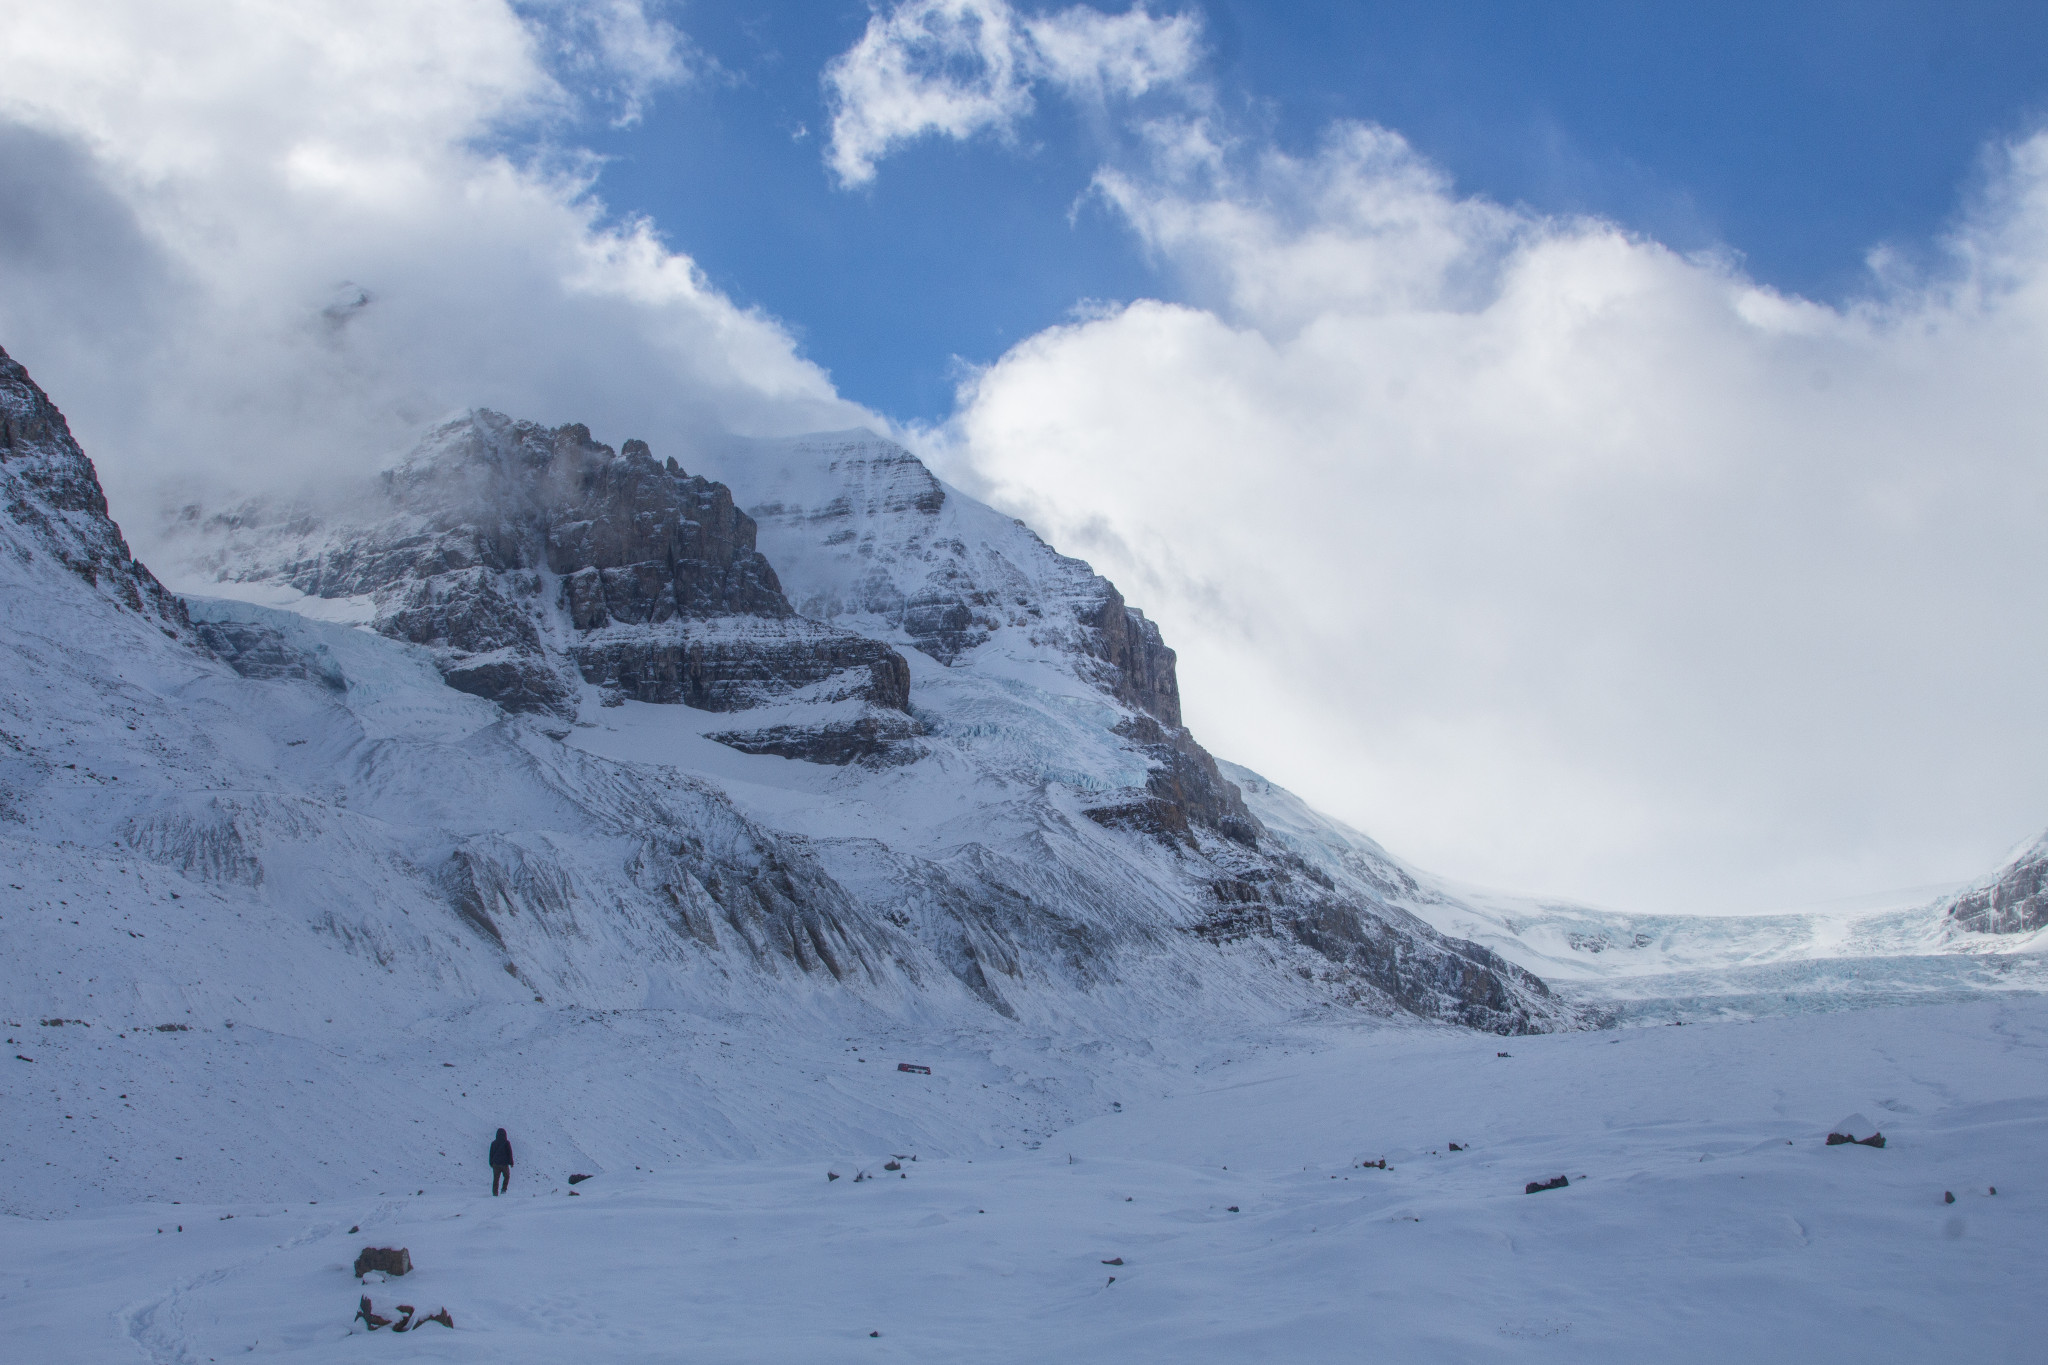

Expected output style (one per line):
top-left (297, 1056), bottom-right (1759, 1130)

top-left (8, 338), bottom-right (2041, 1227)
top-left (0, 347), bottom-right (1592, 1215)
top-left (149, 403), bottom-right (1568, 1035)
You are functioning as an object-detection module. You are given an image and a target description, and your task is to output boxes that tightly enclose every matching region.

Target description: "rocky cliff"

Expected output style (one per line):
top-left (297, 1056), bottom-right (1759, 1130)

top-left (1943, 832), bottom-right (2048, 935)
top-left (728, 431), bottom-right (1247, 843)
top-left (171, 412), bottom-right (913, 744)
top-left (0, 345), bottom-right (188, 634)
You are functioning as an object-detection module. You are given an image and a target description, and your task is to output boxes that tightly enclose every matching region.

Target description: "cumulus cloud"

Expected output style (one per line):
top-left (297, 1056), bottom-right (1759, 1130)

top-left (949, 119), bottom-right (2048, 914)
top-left (523, 0), bottom-right (705, 126)
top-left (822, 0), bottom-right (1201, 187)
top-left (0, 0), bottom-right (867, 539)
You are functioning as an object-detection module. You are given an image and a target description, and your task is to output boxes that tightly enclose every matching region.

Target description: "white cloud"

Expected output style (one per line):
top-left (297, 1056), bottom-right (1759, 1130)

top-left (822, 0), bottom-right (1201, 187)
top-left (948, 121), bottom-right (2048, 914)
top-left (0, 0), bottom-right (866, 531)
top-left (523, 0), bottom-right (705, 126)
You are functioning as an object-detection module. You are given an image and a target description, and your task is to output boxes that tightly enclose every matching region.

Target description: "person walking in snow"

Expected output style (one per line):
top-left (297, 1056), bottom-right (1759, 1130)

top-left (489, 1128), bottom-right (513, 1195)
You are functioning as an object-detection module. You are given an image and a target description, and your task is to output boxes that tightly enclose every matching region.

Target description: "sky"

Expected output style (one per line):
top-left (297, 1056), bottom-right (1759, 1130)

top-left (3, 0), bottom-right (2048, 916)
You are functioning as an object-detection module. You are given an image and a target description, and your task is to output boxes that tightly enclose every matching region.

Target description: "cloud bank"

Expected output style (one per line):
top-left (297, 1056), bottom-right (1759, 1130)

top-left (0, 0), bottom-right (868, 529)
top-left (944, 118), bottom-right (2048, 913)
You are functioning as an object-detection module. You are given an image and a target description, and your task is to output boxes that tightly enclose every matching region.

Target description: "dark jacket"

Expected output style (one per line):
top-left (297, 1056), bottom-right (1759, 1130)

top-left (489, 1133), bottom-right (513, 1167)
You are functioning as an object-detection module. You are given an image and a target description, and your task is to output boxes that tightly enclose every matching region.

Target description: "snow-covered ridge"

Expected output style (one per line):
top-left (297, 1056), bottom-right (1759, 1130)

top-left (0, 348), bottom-right (1596, 1214)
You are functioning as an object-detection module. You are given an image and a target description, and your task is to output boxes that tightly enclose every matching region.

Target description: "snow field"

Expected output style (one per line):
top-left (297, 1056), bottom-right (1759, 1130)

top-left (4, 996), bottom-right (2040, 1362)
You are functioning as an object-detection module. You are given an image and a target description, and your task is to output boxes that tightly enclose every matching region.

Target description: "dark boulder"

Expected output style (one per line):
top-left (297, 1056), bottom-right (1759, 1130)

top-left (354, 1246), bottom-right (411, 1277)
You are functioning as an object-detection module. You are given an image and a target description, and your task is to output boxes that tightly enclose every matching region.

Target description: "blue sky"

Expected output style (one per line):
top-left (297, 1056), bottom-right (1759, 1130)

top-left (587, 0), bottom-right (2048, 424)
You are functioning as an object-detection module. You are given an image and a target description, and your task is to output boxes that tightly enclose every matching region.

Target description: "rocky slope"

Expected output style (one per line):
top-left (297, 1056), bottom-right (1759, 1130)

top-left (1941, 831), bottom-right (2048, 936)
top-left (1, 347), bottom-right (188, 634)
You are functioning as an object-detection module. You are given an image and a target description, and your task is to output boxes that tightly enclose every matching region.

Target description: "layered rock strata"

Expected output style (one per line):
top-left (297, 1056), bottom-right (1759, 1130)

top-left (172, 413), bottom-right (913, 729)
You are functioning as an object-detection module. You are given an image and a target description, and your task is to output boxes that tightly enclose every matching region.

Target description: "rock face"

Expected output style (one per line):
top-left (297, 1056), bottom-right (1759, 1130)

top-left (0, 344), bottom-right (188, 633)
top-left (738, 431), bottom-right (1179, 723)
top-left (1944, 833), bottom-right (2048, 935)
top-left (730, 431), bottom-right (1243, 842)
top-left (192, 619), bottom-right (347, 690)
top-left (171, 413), bottom-right (912, 726)
top-left (1086, 715), bottom-right (1260, 847)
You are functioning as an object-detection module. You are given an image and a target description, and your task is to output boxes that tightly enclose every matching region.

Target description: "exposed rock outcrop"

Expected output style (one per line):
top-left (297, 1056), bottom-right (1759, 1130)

top-left (706, 710), bottom-right (923, 767)
top-left (730, 431), bottom-right (1246, 839)
top-left (1088, 715), bottom-right (1260, 847)
top-left (1081, 587), bottom-right (1180, 727)
top-left (0, 344), bottom-right (188, 633)
top-left (1944, 833), bottom-right (2048, 935)
top-left (171, 413), bottom-right (913, 722)
top-left (193, 619), bottom-right (347, 690)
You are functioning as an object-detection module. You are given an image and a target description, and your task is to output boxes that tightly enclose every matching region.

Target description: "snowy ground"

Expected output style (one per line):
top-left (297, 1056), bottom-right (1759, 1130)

top-left (6, 997), bottom-right (2041, 1363)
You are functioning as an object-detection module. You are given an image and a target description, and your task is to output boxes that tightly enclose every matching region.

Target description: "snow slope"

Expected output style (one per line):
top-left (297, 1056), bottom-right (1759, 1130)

top-left (5, 997), bottom-right (2041, 1362)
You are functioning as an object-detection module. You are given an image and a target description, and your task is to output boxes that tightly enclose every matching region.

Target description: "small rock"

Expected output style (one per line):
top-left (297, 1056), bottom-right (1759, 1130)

top-left (354, 1247), bottom-right (412, 1278)
top-left (567, 1173), bottom-right (593, 1184)
top-left (1227, 1206), bottom-right (1239, 1213)
top-left (883, 1160), bottom-right (901, 1171)
top-left (1525, 1176), bottom-right (1569, 1194)
top-left (828, 1171), bottom-right (841, 1181)
top-left (1101, 1257), bottom-right (1123, 1265)
top-left (1944, 1191), bottom-right (1955, 1204)
top-left (1448, 1143), bottom-right (1464, 1152)
top-left (870, 1331), bottom-right (880, 1337)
